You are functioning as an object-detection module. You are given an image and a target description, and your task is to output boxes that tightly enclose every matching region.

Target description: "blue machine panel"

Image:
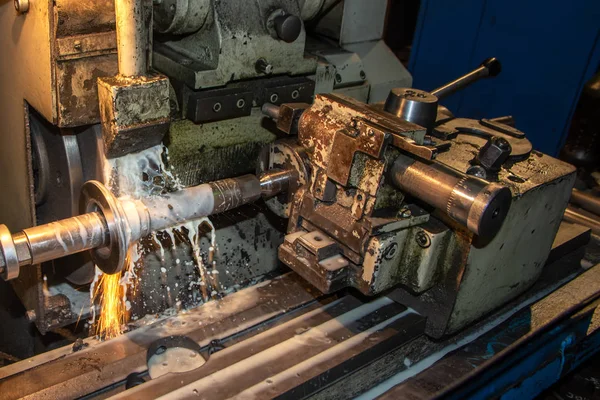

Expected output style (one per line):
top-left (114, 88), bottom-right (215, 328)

top-left (409, 0), bottom-right (600, 155)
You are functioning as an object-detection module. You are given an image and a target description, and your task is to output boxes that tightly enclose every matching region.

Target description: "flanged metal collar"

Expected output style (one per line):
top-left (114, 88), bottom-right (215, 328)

top-left (79, 181), bottom-right (131, 275)
top-left (0, 225), bottom-right (19, 280)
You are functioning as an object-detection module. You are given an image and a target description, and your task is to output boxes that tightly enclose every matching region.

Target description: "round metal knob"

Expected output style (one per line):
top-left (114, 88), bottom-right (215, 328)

top-left (482, 57), bottom-right (502, 77)
top-left (267, 9), bottom-right (302, 43)
top-left (14, 0), bottom-right (29, 14)
top-left (384, 88), bottom-right (439, 132)
top-left (274, 14), bottom-right (302, 43)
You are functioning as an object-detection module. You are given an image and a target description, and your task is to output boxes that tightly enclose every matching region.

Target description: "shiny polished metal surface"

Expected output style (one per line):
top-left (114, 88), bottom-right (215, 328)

top-left (390, 154), bottom-right (511, 242)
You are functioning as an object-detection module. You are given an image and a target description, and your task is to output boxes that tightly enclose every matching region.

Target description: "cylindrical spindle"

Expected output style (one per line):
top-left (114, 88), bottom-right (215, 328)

top-left (390, 154), bottom-right (511, 241)
top-left (115, 0), bottom-right (147, 77)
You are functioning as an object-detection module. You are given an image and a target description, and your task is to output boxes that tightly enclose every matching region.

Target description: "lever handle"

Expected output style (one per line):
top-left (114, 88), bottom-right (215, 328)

top-left (431, 57), bottom-right (501, 100)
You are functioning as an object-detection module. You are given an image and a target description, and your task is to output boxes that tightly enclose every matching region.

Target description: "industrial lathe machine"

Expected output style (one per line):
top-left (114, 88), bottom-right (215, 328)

top-left (0, 0), bottom-right (598, 399)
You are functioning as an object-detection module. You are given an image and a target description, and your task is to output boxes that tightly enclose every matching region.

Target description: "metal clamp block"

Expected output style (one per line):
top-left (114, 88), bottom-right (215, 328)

top-left (98, 74), bottom-right (171, 158)
top-left (276, 103), bottom-right (310, 135)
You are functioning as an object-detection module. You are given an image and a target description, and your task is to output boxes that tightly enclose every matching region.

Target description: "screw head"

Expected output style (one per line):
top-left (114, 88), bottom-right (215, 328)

top-left (416, 231), bottom-right (431, 248)
top-left (335, 74), bottom-right (342, 84)
top-left (360, 70), bottom-right (366, 80)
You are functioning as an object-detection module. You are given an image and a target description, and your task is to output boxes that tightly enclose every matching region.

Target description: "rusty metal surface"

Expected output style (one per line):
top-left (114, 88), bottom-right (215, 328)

top-left (56, 54), bottom-right (119, 127)
top-left (54, 0), bottom-right (116, 37)
top-left (272, 82), bottom-right (578, 340)
top-left (98, 74), bottom-right (171, 157)
top-left (53, 0), bottom-right (118, 127)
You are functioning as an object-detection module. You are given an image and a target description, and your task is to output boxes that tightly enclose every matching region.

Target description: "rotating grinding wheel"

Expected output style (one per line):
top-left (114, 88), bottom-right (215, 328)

top-left (79, 181), bottom-right (131, 275)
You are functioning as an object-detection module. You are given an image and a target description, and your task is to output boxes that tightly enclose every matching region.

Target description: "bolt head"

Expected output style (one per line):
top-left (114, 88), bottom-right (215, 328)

top-left (477, 136), bottom-right (512, 171)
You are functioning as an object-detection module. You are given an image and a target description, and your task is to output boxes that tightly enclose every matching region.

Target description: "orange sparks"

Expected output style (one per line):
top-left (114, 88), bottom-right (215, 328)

top-left (93, 272), bottom-right (127, 339)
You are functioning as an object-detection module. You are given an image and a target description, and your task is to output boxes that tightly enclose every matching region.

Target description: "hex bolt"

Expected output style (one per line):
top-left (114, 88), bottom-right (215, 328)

top-left (255, 58), bottom-right (273, 75)
top-left (74, 40), bottom-right (82, 51)
top-left (476, 136), bottom-right (512, 172)
top-left (14, 0), bottom-right (29, 14)
top-left (416, 231), bottom-right (431, 248)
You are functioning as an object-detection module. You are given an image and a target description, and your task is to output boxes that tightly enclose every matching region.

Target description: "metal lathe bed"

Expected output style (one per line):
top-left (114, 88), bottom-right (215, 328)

top-left (0, 222), bottom-right (597, 400)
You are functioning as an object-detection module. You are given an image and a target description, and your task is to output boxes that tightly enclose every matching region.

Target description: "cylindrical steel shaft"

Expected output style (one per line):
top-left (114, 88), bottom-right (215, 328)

top-left (259, 169), bottom-right (294, 198)
top-left (24, 212), bottom-right (109, 265)
top-left (142, 175), bottom-right (262, 232)
top-left (390, 154), bottom-right (511, 241)
top-left (564, 205), bottom-right (600, 236)
top-left (0, 212), bottom-right (109, 279)
top-left (0, 171), bottom-right (290, 280)
top-left (115, 0), bottom-right (147, 76)
top-left (570, 189), bottom-right (600, 217)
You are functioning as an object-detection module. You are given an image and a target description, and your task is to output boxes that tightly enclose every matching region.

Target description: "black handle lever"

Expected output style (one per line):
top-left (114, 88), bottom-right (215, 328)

top-left (431, 57), bottom-right (502, 100)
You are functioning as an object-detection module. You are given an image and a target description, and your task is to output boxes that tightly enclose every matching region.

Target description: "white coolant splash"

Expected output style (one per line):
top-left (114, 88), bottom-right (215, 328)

top-left (103, 144), bottom-right (183, 197)
top-left (92, 144), bottom-right (219, 338)
top-left (186, 218), bottom-right (218, 301)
